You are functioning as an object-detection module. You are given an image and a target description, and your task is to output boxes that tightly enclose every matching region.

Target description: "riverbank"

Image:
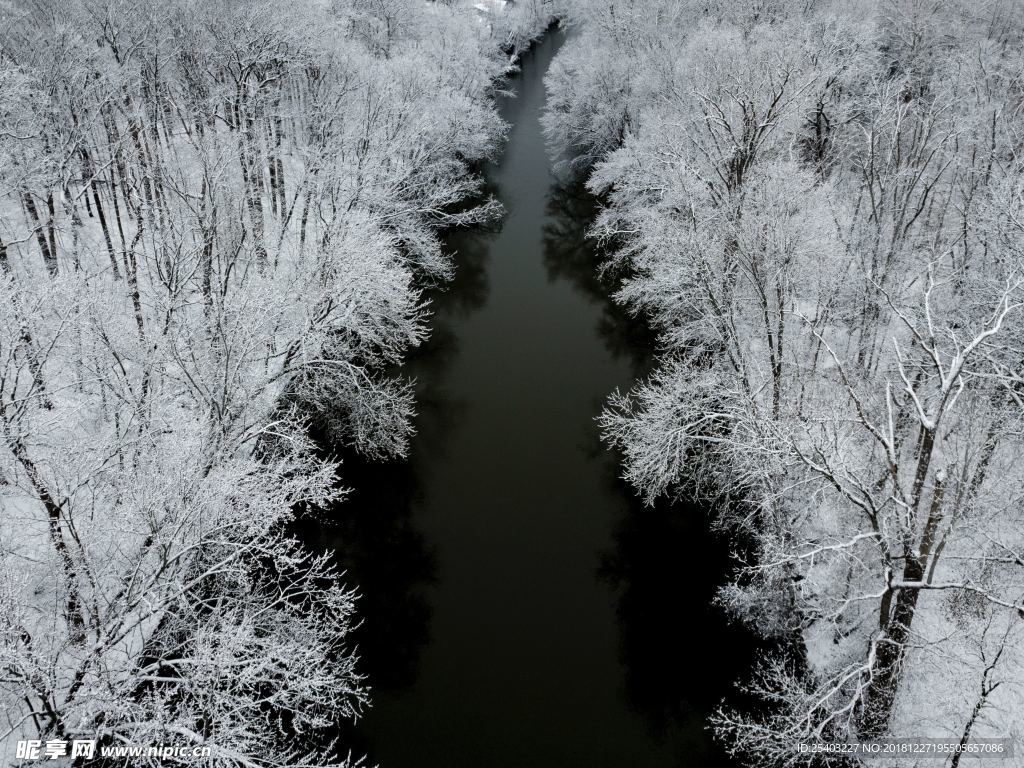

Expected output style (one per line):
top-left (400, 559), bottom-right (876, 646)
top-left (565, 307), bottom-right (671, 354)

top-left (299, 30), bottom-right (759, 768)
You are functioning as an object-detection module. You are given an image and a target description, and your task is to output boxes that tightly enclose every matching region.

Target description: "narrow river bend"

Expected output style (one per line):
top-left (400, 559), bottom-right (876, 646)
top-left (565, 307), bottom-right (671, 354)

top-left (301, 30), bottom-right (755, 768)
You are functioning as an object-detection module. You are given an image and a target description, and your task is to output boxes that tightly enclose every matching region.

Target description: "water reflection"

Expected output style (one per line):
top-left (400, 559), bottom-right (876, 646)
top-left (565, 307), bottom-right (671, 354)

top-left (295, 220), bottom-right (499, 697)
top-left (600, 492), bottom-right (762, 765)
top-left (542, 180), bottom-right (654, 375)
top-left (296, 448), bottom-right (436, 695)
top-left (436, 221), bottom-right (496, 320)
top-left (541, 168), bottom-right (759, 761)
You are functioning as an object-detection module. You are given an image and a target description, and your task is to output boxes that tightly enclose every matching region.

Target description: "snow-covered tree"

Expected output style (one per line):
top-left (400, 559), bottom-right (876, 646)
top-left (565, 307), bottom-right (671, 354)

top-left (547, 0), bottom-right (1024, 762)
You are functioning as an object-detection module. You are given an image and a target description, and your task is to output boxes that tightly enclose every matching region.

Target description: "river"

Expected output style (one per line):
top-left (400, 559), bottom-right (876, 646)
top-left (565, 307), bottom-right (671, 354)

top-left (300, 28), bottom-right (756, 768)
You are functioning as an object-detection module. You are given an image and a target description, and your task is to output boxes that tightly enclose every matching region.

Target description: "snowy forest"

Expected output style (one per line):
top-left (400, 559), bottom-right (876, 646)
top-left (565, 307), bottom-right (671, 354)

top-left (545, 0), bottom-right (1024, 762)
top-left (0, 0), bottom-right (553, 763)
top-left (1, 0), bottom-right (1023, 766)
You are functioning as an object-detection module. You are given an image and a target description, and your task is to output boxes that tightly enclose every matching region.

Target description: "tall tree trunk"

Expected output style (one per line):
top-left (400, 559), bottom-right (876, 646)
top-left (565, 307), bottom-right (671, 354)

top-left (21, 191), bottom-right (57, 275)
top-left (860, 471), bottom-right (945, 736)
top-left (80, 146), bottom-right (122, 278)
top-left (240, 105), bottom-right (270, 269)
top-left (269, 83), bottom-right (287, 217)
top-left (0, 237), bottom-right (52, 407)
top-left (6, 433), bottom-right (84, 642)
top-left (199, 177), bottom-right (216, 317)
top-left (45, 191), bottom-right (57, 264)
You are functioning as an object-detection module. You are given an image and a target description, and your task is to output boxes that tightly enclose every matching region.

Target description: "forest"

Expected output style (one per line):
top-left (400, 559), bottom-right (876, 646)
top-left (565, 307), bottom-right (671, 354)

top-left (0, 0), bottom-right (552, 763)
top-left (1, 0), bottom-right (1022, 765)
top-left (544, 0), bottom-right (1024, 762)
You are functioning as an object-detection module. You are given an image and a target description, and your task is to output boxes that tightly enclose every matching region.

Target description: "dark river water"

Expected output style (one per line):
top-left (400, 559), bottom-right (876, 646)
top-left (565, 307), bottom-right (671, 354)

top-left (300, 29), bottom-right (756, 768)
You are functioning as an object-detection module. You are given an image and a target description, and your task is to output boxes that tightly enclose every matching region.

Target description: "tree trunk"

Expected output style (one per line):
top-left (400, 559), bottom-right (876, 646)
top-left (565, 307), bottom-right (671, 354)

top-left (81, 146), bottom-right (122, 278)
top-left (860, 472), bottom-right (945, 736)
top-left (21, 191), bottom-right (57, 275)
top-left (6, 434), bottom-right (84, 642)
top-left (45, 192), bottom-right (57, 264)
top-left (240, 102), bottom-right (270, 269)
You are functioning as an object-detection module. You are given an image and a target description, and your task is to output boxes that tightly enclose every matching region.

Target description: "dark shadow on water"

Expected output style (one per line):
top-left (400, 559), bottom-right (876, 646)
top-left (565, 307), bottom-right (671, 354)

top-left (290, 225), bottom-right (493, 729)
top-left (293, 449), bottom-right (437, 696)
top-left (541, 143), bottom-right (762, 766)
top-left (436, 217), bottom-right (497, 320)
top-left (538, 161), bottom-right (763, 763)
top-left (292, 220), bottom-right (496, 699)
top-left (599, 486), bottom-right (762, 766)
top-left (542, 180), bottom-right (656, 378)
